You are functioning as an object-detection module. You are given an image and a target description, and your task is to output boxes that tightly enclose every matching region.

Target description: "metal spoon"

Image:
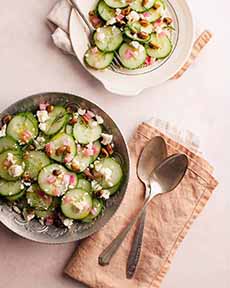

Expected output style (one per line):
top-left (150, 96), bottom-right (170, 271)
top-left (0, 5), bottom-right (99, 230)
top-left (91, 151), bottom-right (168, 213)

top-left (126, 136), bottom-right (167, 278)
top-left (98, 154), bottom-right (188, 266)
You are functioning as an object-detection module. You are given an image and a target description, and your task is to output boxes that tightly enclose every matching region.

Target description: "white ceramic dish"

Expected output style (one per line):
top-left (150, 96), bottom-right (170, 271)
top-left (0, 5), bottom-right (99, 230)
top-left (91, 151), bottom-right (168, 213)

top-left (69, 0), bottom-right (194, 96)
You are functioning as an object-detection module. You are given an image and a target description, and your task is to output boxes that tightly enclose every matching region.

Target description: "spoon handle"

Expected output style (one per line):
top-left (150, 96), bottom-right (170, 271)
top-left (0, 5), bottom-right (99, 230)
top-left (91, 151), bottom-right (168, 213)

top-left (126, 209), bottom-right (146, 278)
top-left (98, 198), bottom-right (150, 266)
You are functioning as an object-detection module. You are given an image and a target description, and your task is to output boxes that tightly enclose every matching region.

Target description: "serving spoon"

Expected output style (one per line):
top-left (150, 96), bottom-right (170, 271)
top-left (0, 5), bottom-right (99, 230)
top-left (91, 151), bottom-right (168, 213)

top-left (126, 136), bottom-right (167, 278)
top-left (98, 153), bottom-right (188, 266)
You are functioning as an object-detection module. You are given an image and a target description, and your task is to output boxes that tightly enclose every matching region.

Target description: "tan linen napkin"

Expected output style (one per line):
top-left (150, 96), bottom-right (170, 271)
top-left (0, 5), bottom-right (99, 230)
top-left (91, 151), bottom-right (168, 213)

top-left (47, 0), bottom-right (213, 80)
top-left (65, 119), bottom-right (218, 288)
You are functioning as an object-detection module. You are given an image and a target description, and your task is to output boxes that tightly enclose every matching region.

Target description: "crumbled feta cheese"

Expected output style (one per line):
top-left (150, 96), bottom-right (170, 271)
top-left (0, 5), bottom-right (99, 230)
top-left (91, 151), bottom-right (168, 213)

top-left (100, 167), bottom-right (112, 181)
top-left (95, 115), bottom-right (104, 124)
top-left (115, 8), bottom-right (122, 15)
top-left (155, 26), bottom-right (163, 34)
top-left (89, 164), bottom-right (94, 169)
top-left (8, 165), bottom-right (24, 177)
top-left (126, 11), bottom-right (140, 22)
top-left (37, 110), bottom-right (49, 123)
top-left (101, 133), bottom-right (113, 145)
top-left (39, 123), bottom-right (47, 131)
top-left (100, 189), bottom-right (110, 200)
top-left (78, 108), bottom-right (86, 115)
top-left (20, 183), bottom-right (25, 190)
top-left (27, 185), bottom-right (33, 192)
top-left (23, 181), bottom-right (31, 187)
top-left (63, 218), bottom-right (73, 229)
top-left (0, 124), bottom-right (7, 138)
top-left (7, 152), bottom-right (16, 164)
top-left (91, 180), bottom-right (102, 192)
top-left (106, 17), bottom-right (116, 25)
top-left (90, 120), bottom-right (98, 128)
top-left (130, 41), bottom-right (140, 49)
top-left (96, 31), bottom-right (105, 41)
top-left (36, 136), bottom-right (45, 144)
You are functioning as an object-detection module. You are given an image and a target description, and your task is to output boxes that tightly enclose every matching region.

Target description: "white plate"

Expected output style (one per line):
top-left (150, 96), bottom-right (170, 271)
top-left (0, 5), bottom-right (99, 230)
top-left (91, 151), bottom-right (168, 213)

top-left (69, 0), bottom-right (194, 96)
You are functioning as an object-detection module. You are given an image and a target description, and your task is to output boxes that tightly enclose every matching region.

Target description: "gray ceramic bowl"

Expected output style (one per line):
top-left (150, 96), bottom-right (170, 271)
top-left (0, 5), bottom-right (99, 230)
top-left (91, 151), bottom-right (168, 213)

top-left (0, 92), bottom-right (130, 243)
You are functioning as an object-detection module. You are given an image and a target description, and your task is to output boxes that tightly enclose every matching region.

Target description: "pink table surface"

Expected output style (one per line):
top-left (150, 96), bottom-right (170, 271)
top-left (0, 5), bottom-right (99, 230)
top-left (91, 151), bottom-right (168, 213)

top-left (0, 0), bottom-right (229, 288)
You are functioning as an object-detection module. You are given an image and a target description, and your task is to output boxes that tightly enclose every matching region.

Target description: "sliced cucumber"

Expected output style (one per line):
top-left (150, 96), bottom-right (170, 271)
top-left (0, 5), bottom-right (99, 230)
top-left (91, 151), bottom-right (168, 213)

top-left (73, 118), bottom-right (102, 144)
top-left (140, 8), bottom-right (161, 22)
top-left (91, 141), bottom-right (101, 162)
top-left (7, 112), bottom-right (38, 143)
top-left (94, 26), bottom-right (123, 52)
top-left (0, 150), bottom-right (24, 181)
top-left (61, 189), bottom-right (92, 220)
top-left (130, 0), bottom-right (155, 12)
top-left (128, 21), bottom-right (153, 34)
top-left (124, 27), bottom-right (151, 43)
top-left (26, 184), bottom-right (53, 210)
top-left (65, 125), bottom-right (73, 136)
top-left (6, 189), bottom-right (25, 201)
top-left (84, 47), bottom-right (114, 70)
top-left (104, 0), bottom-right (128, 8)
top-left (108, 181), bottom-right (121, 195)
top-left (119, 42), bottom-right (147, 69)
top-left (24, 151), bottom-right (50, 180)
top-left (66, 148), bottom-right (92, 172)
top-left (97, 0), bottom-right (116, 21)
top-left (94, 157), bottom-right (123, 188)
top-left (38, 164), bottom-right (78, 197)
top-left (41, 106), bottom-right (68, 136)
top-left (82, 198), bottom-right (103, 222)
top-left (77, 179), bottom-right (92, 194)
top-left (47, 133), bottom-right (76, 163)
top-left (146, 33), bottom-right (172, 59)
top-left (0, 179), bottom-right (24, 196)
top-left (0, 136), bottom-right (19, 154)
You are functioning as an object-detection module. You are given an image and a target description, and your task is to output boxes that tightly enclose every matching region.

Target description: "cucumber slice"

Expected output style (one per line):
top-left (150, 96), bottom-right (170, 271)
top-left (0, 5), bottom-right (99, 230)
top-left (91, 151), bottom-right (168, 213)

top-left (66, 148), bottom-right (92, 172)
top-left (84, 47), bottom-right (114, 70)
top-left (0, 136), bottom-right (19, 154)
top-left (65, 125), bottom-right (73, 136)
top-left (0, 179), bottom-right (24, 196)
top-left (94, 26), bottom-right (123, 52)
top-left (24, 150), bottom-right (50, 180)
top-left (104, 0), bottom-right (128, 8)
top-left (140, 8), bottom-right (161, 22)
top-left (7, 112), bottom-right (38, 143)
top-left (124, 27), bottom-right (151, 43)
top-left (97, 0), bottom-right (116, 21)
top-left (6, 189), bottom-right (25, 201)
top-left (108, 181), bottom-right (121, 195)
top-left (73, 118), bottom-right (102, 144)
top-left (77, 179), bottom-right (92, 194)
top-left (47, 133), bottom-right (76, 163)
top-left (26, 184), bottom-right (53, 210)
top-left (119, 42), bottom-right (147, 69)
top-left (41, 106), bottom-right (68, 136)
top-left (94, 157), bottom-right (123, 188)
top-left (38, 164), bottom-right (78, 197)
top-left (128, 21), bottom-right (153, 34)
top-left (0, 150), bottom-right (25, 181)
top-left (130, 0), bottom-right (155, 12)
top-left (146, 33), bottom-right (172, 59)
top-left (91, 141), bottom-right (101, 162)
top-left (82, 198), bottom-right (103, 222)
top-left (61, 189), bottom-right (92, 220)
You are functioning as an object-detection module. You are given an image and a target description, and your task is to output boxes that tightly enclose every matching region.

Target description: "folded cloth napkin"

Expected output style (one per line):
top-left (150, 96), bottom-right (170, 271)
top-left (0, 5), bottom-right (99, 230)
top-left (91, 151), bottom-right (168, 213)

top-left (65, 119), bottom-right (218, 288)
top-left (47, 0), bottom-right (213, 80)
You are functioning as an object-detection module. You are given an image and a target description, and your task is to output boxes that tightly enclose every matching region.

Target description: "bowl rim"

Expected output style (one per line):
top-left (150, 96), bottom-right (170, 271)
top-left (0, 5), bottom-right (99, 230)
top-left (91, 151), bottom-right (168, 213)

top-left (0, 91), bottom-right (131, 244)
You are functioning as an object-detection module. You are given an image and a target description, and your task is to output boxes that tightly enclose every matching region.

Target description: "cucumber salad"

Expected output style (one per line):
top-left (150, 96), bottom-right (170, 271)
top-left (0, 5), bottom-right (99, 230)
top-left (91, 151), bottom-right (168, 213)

top-left (0, 103), bottom-right (123, 228)
top-left (85, 0), bottom-right (175, 70)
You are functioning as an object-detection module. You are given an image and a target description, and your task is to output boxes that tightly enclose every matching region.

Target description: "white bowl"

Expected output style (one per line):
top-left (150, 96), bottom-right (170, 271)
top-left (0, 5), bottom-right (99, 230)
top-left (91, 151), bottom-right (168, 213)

top-left (69, 0), bottom-right (194, 96)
